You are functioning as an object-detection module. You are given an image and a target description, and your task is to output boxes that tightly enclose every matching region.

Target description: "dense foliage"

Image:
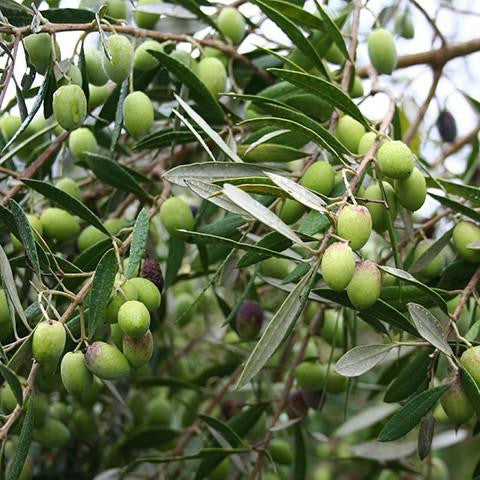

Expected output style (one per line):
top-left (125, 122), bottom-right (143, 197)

top-left (0, 0), bottom-right (479, 479)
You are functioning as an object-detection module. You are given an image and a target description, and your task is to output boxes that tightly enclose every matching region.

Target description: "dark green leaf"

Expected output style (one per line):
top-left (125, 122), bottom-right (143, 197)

top-left (410, 228), bottom-right (452, 274)
top-left (260, 0), bottom-right (326, 30)
top-left (77, 43), bottom-right (90, 106)
top-left (293, 423), bottom-right (306, 480)
top-left (120, 426), bottom-right (179, 449)
top-left (42, 8), bottom-right (95, 23)
top-left (314, 1), bottom-right (349, 57)
top-left (87, 249), bottom-right (118, 338)
top-left (378, 385), bottom-right (449, 442)
top-left (110, 78), bottom-right (128, 155)
top-left (199, 415), bottom-right (244, 447)
top-left (237, 231), bottom-right (292, 268)
top-left (428, 191), bottom-right (480, 223)
top-left (126, 209), bottom-right (149, 279)
top-left (133, 128), bottom-right (196, 150)
top-left (461, 367), bottom-right (480, 418)
top-left (165, 237), bottom-right (185, 288)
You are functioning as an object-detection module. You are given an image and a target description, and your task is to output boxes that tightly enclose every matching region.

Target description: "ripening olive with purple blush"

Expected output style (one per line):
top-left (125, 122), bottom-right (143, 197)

top-left (235, 300), bottom-right (263, 340)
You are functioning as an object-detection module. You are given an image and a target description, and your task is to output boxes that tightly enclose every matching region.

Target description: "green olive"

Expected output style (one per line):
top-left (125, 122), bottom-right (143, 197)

top-left (123, 330), bottom-right (154, 367)
top-left (53, 85), bottom-right (87, 131)
top-left (300, 161), bottom-right (335, 196)
top-left (413, 240), bottom-right (445, 280)
top-left (336, 204), bottom-right (372, 250)
top-left (60, 351), bottom-right (93, 396)
top-left (33, 418), bottom-right (70, 448)
top-left (159, 197), bottom-right (195, 238)
top-left (85, 48), bottom-right (109, 86)
top-left (55, 177), bottom-right (82, 200)
top-left (118, 300), bottom-right (151, 337)
top-left (123, 91), bottom-right (154, 138)
top-left (127, 277), bottom-right (161, 312)
top-left (335, 115), bottom-right (366, 153)
top-left (321, 242), bottom-right (355, 292)
top-left (365, 181), bottom-right (398, 233)
top-left (84, 341), bottom-right (130, 380)
top-left (40, 207), bottom-right (80, 241)
top-left (395, 166), bottom-right (426, 211)
top-left (135, 0), bottom-right (160, 28)
top-left (346, 260), bottom-right (382, 310)
top-left (367, 28), bottom-right (397, 75)
top-left (377, 140), bottom-right (414, 180)
top-left (103, 34), bottom-right (134, 84)
top-left (32, 321), bottom-right (66, 365)
top-left (197, 57), bottom-right (227, 96)
top-left (24, 33), bottom-right (60, 75)
top-left (268, 438), bottom-right (293, 465)
top-left (134, 40), bottom-right (163, 71)
top-left (217, 7), bottom-right (246, 45)
top-left (452, 221), bottom-right (480, 263)
top-left (68, 127), bottom-right (99, 161)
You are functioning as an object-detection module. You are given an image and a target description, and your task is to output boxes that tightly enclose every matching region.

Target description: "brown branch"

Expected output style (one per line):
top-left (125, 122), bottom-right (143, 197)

top-left (0, 34), bottom-right (20, 111)
top-left (452, 266), bottom-right (480, 322)
top-left (409, 0), bottom-right (447, 46)
top-left (357, 37), bottom-right (480, 77)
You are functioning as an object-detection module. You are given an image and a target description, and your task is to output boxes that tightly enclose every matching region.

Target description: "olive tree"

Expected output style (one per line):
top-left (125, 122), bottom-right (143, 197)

top-left (0, 0), bottom-right (479, 479)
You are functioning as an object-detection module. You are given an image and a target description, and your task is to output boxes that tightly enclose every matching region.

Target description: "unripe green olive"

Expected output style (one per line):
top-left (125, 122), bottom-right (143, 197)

top-left (85, 48), bottom-right (109, 86)
top-left (313, 465), bottom-right (333, 480)
top-left (68, 127), bottom-right (99, 161)
top-left (170, 50), bottom-right (198, 80)
top-left (367, 28), bottom-right (397, 75)
top-left (32, 321), bottom-right (66, 365)
top-left (235, 300), bottom-right (263, 340)
top-left (106, 0), bottom-right (128, 19)
top-left (40, 207), bottom-right (80, 241)
top-left (322, 309), bottom-right (344, 346)
top-left (103, 35), bottom-right (134, 84)
top-left (123, 91), bottom-right (154, 138)
top-left (440, 378), bottom-right (473, 424)
top-left (197, 57), bottom-right (227, 96)
top-left (217, 7), bottom-right (246, 45)
top-left (0, 382), bottom-right (18, 414)
top-left (72, 407), bottom-right (96, 442)
top-left (11, 214), bottom-right (43, 251)
top-left (159, 197), bottom-right (195, 238)
top-left (377, 140), bottom-right (414, 180)
top-left (452, 221), bottom-right (480, 263)
top-left (0, 289), bottom-right (9, 324)
top-left (24, 33), bottom-right (60, 75)
top-left (276, 198), bottom-right (305, 225)
top-left (147, 395), bottom-right (171, 425)
top-left (395, 13), bottom-right (415, 39)
top-left (296, 361), bottom-right (323, 391)
top-left (209, 458), bottom-right (231, 480)
top-left (395, 166), bottom-right (426, 211)
top-left (77, 225), bottom-right (108, 252)
top-left (84, 341), bottom-right (130, 380)
top-left (365, 181), bottom-right (398, 233)
top-left (349, 75), bottom-right (364, 98)
top-left (300, 161), bottom-right (335, 196)
top-left (268, 439), bottom-right (293, 465)
top-left (53, 85), bottom-right (87, 131)
top-left (81, 375), bottom-right (103, 406)
top-left (106, 279), bottom-right (139, 323)
top-left (88, 84), bottom-right (110, 110)
top-left (50, 401), bottom-right (69, 422)
top-left (58, 64), bottom-right (82, 87)
top-left (204, 46), bottom-right (228, 67)
top-left (33, 418), bottom-right (70, 448)
top-left (118, 300), bottom-right (150, 337)
top-left (357, 131), bottom-right (378, 155)
top-left (346, 260), bottom-right (382, 310)
top-left (321, 242), bottom-right (355, 292)
top-left (123, 330), bottom-right (153, 368)
top-left (413, 240), bottom-right (445, 280)
top-left (34, 395), bottom-right (48, 425)
top-left (324, 43), bottom-right (344, 64)
top-left (60, 351), bottom-right (93, 396)
top-left (135, 0), bottom-right (160, 28)
top-left (461, 346), bottom-right (480, 385)
top-left (175, 292), bottom-right (195, 326)
top-left (378, 471), bottom-right (399, 480)
top-left (335, 115), bottom-right (366, 153)
top-left (260, 257), bottom-right (291, 279)
top-left (336, 204), bottom-right (372, 250)
top-left (55, 177), bottom-right (81, 200)
top-left (134, 40), bottom-right (163, 71)
top-left (128, 277), bottom-right (161, 312)
top-left (110, 323), bottom-right (123, 349)
top-left (0, 114), bottom-right (21, 142)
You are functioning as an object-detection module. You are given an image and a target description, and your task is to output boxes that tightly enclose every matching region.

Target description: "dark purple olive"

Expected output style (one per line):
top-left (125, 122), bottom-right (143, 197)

top-left (142, 257), bottom-right (164, 293)
top-left (235, 300), bottom-right (263, 340)
top-left (220, 397), bottom-right (245, 420)
top-left (301, 389), bottom-right (325, 410)
top-left (436, 110), bottom-right (457, 143)
top-left (285, 390), bottom-right (308, 419)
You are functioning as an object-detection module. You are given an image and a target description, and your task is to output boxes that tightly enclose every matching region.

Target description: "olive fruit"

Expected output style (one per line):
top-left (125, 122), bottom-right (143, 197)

top-left (33, 418), bottom-right (70, 448)
top-left (103, 35), bottom-right (134, 84)
top-left (85, 48), bottom-right (109, 86)
top-left (123, 330), bottom-right (153, 367)
top-left (50, 401), bottom-right (69, 422)
top-left (58, 64), bottom-right (82, 87)
top-left (260, 257), bottom-right (291, 279)
top-left (88, 84), bottom-right (110, 110)
top-left (197, 57), bottom-right (227, 96)
top-left (134, 40), bottom-right (163, 71)
top-left (217, 7), bottom-right (246, 45)
top-left (175, 292), bottom-right (195, 326)
top-left (285, 390), bottom-right (308, 419)
top-left (32, 321), bottom-right (66, 364)
top-left (106, 0), bottom-right (127, 19)
top-left (377, 140), bottom-right (414, 180)
top-left (60, 351), bottom-right (93, 396)
top-left (321, 242), bottom-right (355, 292)
top-left (0, 289), bottom-right (9, 324)
top-left (84, 341), bottom-right (130, 380)
top-left (395, 166), bottom-right (426, 211)
top-left (461, 346), bottom-right (480, 385)
top-left (40, 207), bottom-right (80, 241)
top-left (452, 221), bottom-right (480, 263)
top-left (365, 181), bottom-right (397, 233)
top-left (0, 114), bottom-right (21, 142)
top-left (55, 178), bottom-right (81, 201)
top-left (395, 12), bottom-right (415, 39)
top-left (440, 378), bottom-right (473, 424)
top-left (335, 115), bottom-right (366, 153)
top-left (412, 240), bottom-right (445, 280)
top-left (135, 0), bottom-right (160, 28)
top-left (324, 43), bottom-right (344, 64)
top-left (77, 222), bottom-right (115, 252)
top-left (322, 309), bottom-right (344, 346)
top-left (159, 197), bottom-right (195, 238)
top-left (367, 29), bottom-right (397, 75)
top-left (53, 85), bottom-right (87, 131)
top-left (68, 127), bottom-right (98, 161)
top-left (128, 277), bottom-right (161, 312)
top-left (436, 110), bottom-right (457, 143)
top-left (110, 323), bottom-right (123, 349)
top-left (357, 131), bottom-right (377, 155)
top-left (235, 300), bottom-right (263, 340)
top-left (336, 204), bottom-right (372, 250)
top-left (276, 198), bottom-right (306, 224)
top-left (204, 46), bottom-right (228, 67)
top-left (118, 300), bottom-right (150, 337)
top-left (72, 407), bottom-right (96, 442)
top-left (296, 361), bottom-right (346, 394)
top-left (301, 389), bottom-right (324, 410)
top-left (11, 214), bottom-right (43, 251)
top-left (146, 395), bottom-right (171, 425)
top-left (349, 75), bottom-right (364, 98)
top-left (268, 439), bottom-right (293, 465)
top-left (0, 382), bottom-right (19, 413)
top-left (24, 33), bottom-right (60, 75)
top-left (346, 261), bottom-right (382, 310)
top-left (209, 458), bottom-right (230, 480)
top-left (300, 161), bottom-right (335, 196)
top-left (142, 257), bottom-right (164, 292)
top-left (123, 91), bottom-right (154, 138)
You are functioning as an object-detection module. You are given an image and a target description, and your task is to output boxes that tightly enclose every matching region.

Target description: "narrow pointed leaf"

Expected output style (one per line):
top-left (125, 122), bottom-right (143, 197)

top-left (336, 344), bottom-right (394, 377)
